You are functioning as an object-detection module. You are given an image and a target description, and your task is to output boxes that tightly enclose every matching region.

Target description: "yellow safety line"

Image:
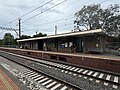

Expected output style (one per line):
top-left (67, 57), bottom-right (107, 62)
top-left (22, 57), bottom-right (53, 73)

top-left (0, 73), bottom-right (13, 90)
top-left (0, 69), bottom-right (20, 90)
top-left (0, 79), bottom-right (6, 90)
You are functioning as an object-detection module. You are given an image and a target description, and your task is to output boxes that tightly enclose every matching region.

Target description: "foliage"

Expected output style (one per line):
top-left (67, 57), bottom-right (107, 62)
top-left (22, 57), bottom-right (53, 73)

top-left (101, 5), bottom-right (120, 37)
top-left (20, 35), bottom-right (31, 39)
top-left (74, 4), bottom-right (120, 36)
top-left (103, 15), bottom-right (120, 37)
top-left (32, 32), bottom-right (47, 38)
top-left (18, 32), bottom-right (47, 40)
top-left (74, 4), bottom-right (102, 30)
top-left (108, 34), bottom-right (120, 42)
top-left (0, 39), bottom-right (3, 45)
top-left (3, 33), bottom-right (16, 45)
top-left (0, 32), bottom-right (47, 46)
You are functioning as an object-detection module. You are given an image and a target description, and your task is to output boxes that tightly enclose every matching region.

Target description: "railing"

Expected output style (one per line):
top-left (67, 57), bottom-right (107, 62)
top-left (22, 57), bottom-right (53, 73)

top-left (0, 45), bottom-right (18, 48)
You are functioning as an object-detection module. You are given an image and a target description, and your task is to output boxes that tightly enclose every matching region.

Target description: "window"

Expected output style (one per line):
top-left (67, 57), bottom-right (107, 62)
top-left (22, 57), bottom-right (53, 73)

top-left (61, 43), bottom-right (65, 48)
top-left (65, 43), bottom-right (68, 47)
top-left (69, 42), bottom-right (73, 47)
top-left (44, 43), bottom-right (46, 47)
top-left (96, 44), bottom-right (99, 47)
top-left (52, 43), bottom-right (55, 48)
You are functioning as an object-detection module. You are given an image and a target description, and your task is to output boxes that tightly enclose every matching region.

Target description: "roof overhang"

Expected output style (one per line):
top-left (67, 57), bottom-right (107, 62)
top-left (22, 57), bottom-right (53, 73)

top-left (17, 29), bottom-right (106, 42)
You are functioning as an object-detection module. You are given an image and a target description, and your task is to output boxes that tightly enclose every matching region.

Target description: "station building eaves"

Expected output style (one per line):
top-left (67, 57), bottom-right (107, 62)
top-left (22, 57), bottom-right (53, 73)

top-left (17, 29), bottom-right (105, 42)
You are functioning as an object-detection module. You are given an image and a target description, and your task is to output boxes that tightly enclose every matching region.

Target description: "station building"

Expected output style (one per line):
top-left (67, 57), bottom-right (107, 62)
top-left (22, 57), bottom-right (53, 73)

top-left (17, 29), bottom-right (107, 53)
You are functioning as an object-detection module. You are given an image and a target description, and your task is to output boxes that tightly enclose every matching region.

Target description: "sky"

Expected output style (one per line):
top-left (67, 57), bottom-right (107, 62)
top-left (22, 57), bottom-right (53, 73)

top-left (0, 0), bottom-right (119, 39)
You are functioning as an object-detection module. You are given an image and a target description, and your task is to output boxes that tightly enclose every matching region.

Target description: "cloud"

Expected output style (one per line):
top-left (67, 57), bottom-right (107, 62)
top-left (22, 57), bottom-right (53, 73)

top-left (47, 8), bottom-right (64, 14)
top-left (0, 0), bottom-right (119, 39)
top-left (7, 5), bottom-right (34, 11)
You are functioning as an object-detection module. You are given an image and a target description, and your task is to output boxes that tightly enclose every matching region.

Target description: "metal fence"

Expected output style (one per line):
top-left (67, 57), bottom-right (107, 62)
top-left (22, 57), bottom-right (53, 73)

top-left (106, 42), bottom-right (120, 49)
top-left (0, 45), bottom-right (19, 48)
top-left (105, 42), bottom-right (120, 55)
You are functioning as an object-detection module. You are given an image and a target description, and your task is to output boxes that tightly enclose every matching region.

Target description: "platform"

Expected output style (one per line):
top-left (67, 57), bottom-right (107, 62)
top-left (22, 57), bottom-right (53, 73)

top-left (0, 57), bottom-right (30, 90)
top-left (0, 68), bottom-right (19, 90)
top-left (0, 47), bottom-right (120, 73)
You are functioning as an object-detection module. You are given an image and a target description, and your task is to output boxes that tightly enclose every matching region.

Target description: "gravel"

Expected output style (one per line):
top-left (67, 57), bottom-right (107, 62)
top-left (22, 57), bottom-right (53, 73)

top-left (0, 51), bottom-right (119, 90)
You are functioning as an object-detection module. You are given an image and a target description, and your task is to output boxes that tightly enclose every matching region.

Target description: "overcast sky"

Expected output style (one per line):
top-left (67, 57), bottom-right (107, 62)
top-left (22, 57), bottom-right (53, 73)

top-left (0, 0), bottom-right (119, 38)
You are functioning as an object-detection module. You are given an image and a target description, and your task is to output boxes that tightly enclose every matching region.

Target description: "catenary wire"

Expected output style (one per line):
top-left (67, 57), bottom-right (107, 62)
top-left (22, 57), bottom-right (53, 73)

top-left (22, 0), bottom-right (67, 23)
top-left (23, 0), bottom-right (109, 29)
top-left (2, 0), bottom-right (54, 26)
top-left (23, 15), bottom-right (74, 29)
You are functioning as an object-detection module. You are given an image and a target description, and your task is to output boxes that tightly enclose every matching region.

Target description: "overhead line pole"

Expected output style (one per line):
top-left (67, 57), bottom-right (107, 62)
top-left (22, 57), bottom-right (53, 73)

top-left (19, 19), bottom-right (21, 38)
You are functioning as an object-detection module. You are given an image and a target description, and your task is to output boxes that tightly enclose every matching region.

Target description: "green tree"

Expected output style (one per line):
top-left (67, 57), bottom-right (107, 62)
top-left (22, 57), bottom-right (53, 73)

top-left (20, 35), bottom-right (31, 39)
top-left (74, 4), bottom-right (120, 36)
top-left (3, 33), bottom-right (15, 45)
top-left (17, 33), bottom-right (47, 39)
top-left (101, 4), bottom-right (120, 37)
top-left (74, 4), bottom-right (102, 30)
top-left (109, 34), bottom-right (120, 42)
top-left (32, 32), bottom-right (47, 38)
top-left (0, 39), bottom-right (3, 45)
top-left (103, 15), bottom-right (120, 37)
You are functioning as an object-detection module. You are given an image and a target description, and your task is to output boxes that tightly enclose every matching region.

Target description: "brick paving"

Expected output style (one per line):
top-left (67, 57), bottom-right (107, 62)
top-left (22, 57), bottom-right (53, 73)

top-left (0, 68), bottom-right (19, 90)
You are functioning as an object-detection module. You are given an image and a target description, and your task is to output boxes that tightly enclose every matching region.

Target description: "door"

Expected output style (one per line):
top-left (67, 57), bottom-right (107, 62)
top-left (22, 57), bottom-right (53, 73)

top-left (74, 37), bottom-right (83, 52)
top-left (38, 40), bottom-right (43, 50)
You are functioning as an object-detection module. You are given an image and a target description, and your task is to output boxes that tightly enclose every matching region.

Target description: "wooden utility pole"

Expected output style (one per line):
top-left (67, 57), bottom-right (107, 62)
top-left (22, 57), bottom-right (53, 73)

top-left (18, 19), bottom-right (21, 38)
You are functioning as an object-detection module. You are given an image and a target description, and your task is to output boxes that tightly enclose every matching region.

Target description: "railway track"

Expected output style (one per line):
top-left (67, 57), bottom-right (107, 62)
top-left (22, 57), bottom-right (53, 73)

top-left (0, 60), bottom-right (76, 90)
top-left (0, 53), bottom-right (80, 90)
top-left (0, 51), bottom-right (120, 90)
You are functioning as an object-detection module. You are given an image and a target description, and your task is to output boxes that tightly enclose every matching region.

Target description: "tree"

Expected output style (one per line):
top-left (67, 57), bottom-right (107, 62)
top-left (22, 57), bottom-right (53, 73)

top-left (108, 34), bottom-right (120, 42)
top-left (0, 39), bottom-right (3, 45)
top-left (32, 32), bottom-right (47, 38)
top-left (101, 4), bottom-right (120, 37)
top-left (17, 32), bottom-right (47, 40)
top-left (20, 35), bottom-right (31, 39)
top-left (3, 33), bottom-right (15, 45)
top-left (74, 4), bottom-right (120, 36)
top-left (74, 4), bottom-right (102, 30)
top-left (102, 15), bottom-right (120, 37)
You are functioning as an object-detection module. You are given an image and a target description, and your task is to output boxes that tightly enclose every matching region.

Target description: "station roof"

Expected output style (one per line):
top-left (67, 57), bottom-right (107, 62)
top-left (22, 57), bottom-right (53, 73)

top-left (17, 29), bottom-right (105, 42)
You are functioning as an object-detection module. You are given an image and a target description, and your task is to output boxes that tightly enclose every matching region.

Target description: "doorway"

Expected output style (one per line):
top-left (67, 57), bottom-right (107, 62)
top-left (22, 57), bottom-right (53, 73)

top-left (74, 37), bottom-right (83, 52)
top-left (38, 40), bottom-right (43, 50)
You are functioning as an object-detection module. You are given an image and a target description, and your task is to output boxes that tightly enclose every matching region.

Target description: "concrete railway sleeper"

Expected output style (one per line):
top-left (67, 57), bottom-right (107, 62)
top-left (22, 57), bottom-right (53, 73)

top-left (0, 51), bottom-right (120, 90)
top-left (1, 51), bottom-right (82, 90)
top-left (0, 56), bottom-right (80, 90)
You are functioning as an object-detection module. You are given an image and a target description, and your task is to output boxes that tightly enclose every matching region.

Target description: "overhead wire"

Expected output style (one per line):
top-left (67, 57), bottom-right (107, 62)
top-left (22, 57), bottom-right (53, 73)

top-left (24, 22), bottom-right (73, 30)
top-left (61, 0), bottom-right (83, 10)
top-left (35, 16), bottom-right (74, 27)
top-left (2, 0), bottom-right (54, 26)
top-left (1, 0), bottom-right (68, 37)
top-left (3, 0), bottom-right (80, 30)
top-left (23, 15), bottom-right (74, 29)
top-left (99, 0), bottom-right (109, 4)
top-left (0, 0), bottom-right (111, 39)
top-left (2, 0), bottom-right (109, 27)
top-left (22, 0), bottom-right (67, 23)
top-left (2, 0), bottom-right (109, 35)
top-left (24, 0), bottom-right (109, 27)
top-left (23, 0), bottom-right (110, 33)
top-left (22, 0), bottom-right (80, 27)
top-left (21, 0), bottom-right (82, 32)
